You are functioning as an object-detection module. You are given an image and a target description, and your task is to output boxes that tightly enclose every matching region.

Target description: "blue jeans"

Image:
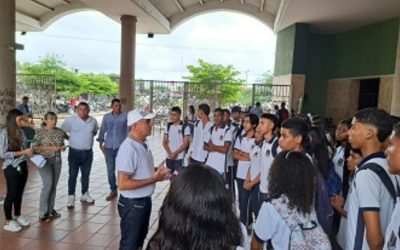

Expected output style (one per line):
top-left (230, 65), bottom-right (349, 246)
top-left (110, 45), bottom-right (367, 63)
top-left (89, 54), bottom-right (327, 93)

top-left (237, 178), bottom-right (253, 226)
top-left (249, 183), bottom-right (261, 217)
top-left (118, 195), bottom-right (152, 250)
top-left (105, 148), bottom-right (118, 192)
top-left (68, 148), bottom-right (93, 196)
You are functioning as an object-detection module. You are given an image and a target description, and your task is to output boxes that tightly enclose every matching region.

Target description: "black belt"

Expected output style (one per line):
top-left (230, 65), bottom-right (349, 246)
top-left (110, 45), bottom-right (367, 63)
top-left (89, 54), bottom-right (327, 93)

top-left (70, 147), bottom-right (92, 152)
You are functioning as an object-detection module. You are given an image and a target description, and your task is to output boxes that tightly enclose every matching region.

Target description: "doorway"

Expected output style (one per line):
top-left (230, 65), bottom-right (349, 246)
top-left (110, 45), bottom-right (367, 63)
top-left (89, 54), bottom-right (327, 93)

top-left (358, 78), bottom-right (380, 109)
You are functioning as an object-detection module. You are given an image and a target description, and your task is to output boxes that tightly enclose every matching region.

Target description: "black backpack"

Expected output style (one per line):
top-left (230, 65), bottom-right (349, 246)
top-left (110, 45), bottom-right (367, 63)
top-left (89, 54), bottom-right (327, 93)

top-left (166, 122), bottom-right (189, 138)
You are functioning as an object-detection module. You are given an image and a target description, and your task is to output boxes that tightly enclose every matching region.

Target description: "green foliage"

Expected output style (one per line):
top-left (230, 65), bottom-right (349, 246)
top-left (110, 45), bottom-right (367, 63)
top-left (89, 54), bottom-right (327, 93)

top-left (255, 71), bottom-right (273, 85)
top-left (19, 54), bottom-right (118, 98)
top-left (184, 59), bottom-right (243, 105)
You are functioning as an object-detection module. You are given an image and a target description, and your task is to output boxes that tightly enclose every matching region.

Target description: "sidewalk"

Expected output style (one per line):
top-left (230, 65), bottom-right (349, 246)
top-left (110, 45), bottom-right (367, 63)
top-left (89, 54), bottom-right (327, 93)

top-left (0, 130), bottom-right (168, 250)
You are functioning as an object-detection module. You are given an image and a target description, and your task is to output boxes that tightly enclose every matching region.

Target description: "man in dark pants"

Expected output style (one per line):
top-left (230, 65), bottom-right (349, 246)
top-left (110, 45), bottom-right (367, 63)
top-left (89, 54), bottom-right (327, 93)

top-left (116, 108), bottom-right (171, 250)
top-left (61, 102), bottom-right (98, 209)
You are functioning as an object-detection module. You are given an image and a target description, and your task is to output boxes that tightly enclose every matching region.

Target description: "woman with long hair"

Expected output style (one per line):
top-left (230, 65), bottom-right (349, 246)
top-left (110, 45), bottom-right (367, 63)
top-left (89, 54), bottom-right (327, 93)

top-left (34, 111), bottom-right (68, 222)
top-left (0, 109), bottom-right (33, 232)
top-left (251, 151), bottom-right (330, 249)
top-left (146, 165), bottom-right (246, 250)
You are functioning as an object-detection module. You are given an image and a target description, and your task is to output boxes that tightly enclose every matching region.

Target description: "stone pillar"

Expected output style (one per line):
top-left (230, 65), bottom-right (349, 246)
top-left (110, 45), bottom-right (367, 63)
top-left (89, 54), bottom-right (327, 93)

top-left (119, 15), bottom-right (137, 112)
top-left (0, 0), bottom-right (16, 130)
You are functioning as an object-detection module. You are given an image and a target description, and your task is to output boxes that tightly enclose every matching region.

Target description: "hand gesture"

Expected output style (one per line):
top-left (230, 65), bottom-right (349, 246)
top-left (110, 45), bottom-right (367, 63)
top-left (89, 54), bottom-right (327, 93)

top-left (24, 147), bottom-right (33, 158)
top-left (153, 165), bottom-right (171, 182)
top-left (330, 193), bottom-right (345, 211)
top-left (243, 180), bottom-right (252, 191)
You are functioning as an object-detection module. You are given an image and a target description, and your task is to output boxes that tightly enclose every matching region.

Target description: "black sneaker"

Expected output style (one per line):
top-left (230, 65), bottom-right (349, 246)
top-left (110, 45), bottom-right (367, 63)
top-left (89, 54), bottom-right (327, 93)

top-left (49, 210), bottom-right (61, 219)
top-left (39, 214), bottom-right (50, 223)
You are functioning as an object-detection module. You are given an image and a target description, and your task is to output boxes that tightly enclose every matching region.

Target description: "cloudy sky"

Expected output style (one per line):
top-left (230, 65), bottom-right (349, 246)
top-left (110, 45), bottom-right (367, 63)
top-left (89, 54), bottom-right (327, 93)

top-left (16, 10), bottom-right (276, 83)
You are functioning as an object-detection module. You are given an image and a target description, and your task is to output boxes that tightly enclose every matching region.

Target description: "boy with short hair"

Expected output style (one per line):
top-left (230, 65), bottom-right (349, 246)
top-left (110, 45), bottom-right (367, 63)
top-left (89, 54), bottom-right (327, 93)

top-left (189, 104), bottom-right (213, 165)
top-left (162, 107), bottom-right (191, 174)
top-left (257, 113), bottom-right (279, 204)
top-left (204, 108), bottom-right (232, 175)
top-left (383, 122), bottom-right (400, 250)
top-left (346, 108), bottom-right (396, 250)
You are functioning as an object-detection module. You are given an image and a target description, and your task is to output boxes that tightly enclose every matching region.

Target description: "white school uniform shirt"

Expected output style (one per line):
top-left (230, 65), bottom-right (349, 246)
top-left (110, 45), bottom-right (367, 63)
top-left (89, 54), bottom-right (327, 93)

top-left (332, 145), bottom-right (345, 181)
top-left (259, 136), bottom-right (280, 194)
top-left (204, 125), bottom-right (232, 174)
top-left (164, 122), bottom-right (191, 160)
top-left (191, 120), bottom-right (213, 162)
top-left (346, 153), bottom-right (398, 250)
top-left (336, 177), bottom-right (354, 249)
top-left (384, 197), bottom-right (400, 250)
top-left (226, 123), bottom-right (239, 167)
top-left (249, 144), bottom-right (261, 181)
top-left (61, 115), bottom-right (98, 150)
top-left (234, 135), bottom-right (255, 180)
top-left (116, 137), bottom-right (155, 198)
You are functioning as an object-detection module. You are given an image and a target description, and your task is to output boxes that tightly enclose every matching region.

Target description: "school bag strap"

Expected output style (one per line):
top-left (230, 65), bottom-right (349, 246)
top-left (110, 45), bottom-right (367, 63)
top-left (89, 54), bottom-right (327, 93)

top-left (271, 137), bottom-right (279, 157)
top-left (357, 163), bottom-right (399, 203)
top-left (167, 121), bottom-right (188, 138)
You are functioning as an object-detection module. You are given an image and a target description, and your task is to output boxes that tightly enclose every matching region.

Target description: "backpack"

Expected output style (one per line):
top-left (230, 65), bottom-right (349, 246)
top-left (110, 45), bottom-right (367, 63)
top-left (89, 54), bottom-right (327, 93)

top-left (326, 162), bottom-right (342, 198)
top-left (315, 168), bottom-right (334, 236)
top-left (357, 162), bottom-right (400, 204)
top-left (270, 196), bottom-right (331, 250)
top-left (167, 122), bottom-right (189, 138)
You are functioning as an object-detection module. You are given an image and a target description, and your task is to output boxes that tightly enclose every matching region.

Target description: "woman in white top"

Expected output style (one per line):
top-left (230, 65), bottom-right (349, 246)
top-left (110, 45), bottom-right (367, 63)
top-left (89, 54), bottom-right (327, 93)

top-left (147, 165), bottom-right (248, 250)
top-left (251, 151), bottom-right (328, 249)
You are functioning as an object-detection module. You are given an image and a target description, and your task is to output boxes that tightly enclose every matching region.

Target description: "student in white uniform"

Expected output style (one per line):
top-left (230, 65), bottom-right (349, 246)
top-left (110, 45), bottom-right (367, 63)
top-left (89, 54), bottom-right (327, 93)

top-left (346, 108), bottom-right (396, 250)
top-left (204, 108), bottom-right (232, 175)
top-left (251, 151), bottom-right (328, 249)
top-left (162, 106), bottom-right (191, 175)
top-left (223, 109), bottom-right (237, 199)
top-left (384, 122), bottom-right (400, 250)
top-left (257, 113), bottom-right (279, 204)
top-left (189, 104), bottom-right (213, 165)
top-left (245, 128), bottom-right (263, 216)
top-left (233, 113), bottom-right (258, 226)
top-left (333, 119), bottom-right (351, 182)
top-left (333, 147), bottom-right (363, 249)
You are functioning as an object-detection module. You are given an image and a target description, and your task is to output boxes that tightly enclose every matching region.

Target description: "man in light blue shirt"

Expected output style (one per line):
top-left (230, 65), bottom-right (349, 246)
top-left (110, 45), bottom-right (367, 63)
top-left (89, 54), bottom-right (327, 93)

top-left (97, 98), bottom-right (127, 201)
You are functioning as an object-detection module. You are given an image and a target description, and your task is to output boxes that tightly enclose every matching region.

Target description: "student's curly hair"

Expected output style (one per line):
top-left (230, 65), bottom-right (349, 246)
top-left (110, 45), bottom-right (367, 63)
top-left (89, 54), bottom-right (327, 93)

top-left (354, 108), bottom-right (392, 143)
top-left (146, 165), bottom-right (242, 250)
top-left (268, 151), bottom-right (315, 214)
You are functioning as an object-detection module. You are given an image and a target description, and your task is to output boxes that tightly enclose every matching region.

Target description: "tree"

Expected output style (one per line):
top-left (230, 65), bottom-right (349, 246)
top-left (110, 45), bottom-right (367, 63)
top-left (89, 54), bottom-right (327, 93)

top-left (19, 54), bottom-right (118, 98)
top-left (255, 71), bottom-right (273, 85)
top-left (184, 59), bottom-right (243, 106)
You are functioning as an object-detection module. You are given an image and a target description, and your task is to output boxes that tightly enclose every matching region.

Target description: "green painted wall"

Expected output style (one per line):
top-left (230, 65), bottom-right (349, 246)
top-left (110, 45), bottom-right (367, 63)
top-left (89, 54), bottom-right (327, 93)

top-left (302, 34), bottom-right (332, 114)
top-left (292, 24), bottom-right (309, 75)
top-left (330, 18), bottom-right (399, 78)
top-left (301, 18), bottom-right (399, 114)
top-left (274, 25), bottom-right (295, 76)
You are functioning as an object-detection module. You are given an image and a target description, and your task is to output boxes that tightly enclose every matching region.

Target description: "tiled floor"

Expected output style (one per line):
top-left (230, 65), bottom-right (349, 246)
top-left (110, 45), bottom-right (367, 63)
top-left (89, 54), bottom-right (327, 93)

top-left (0, 126), bottom-right (168, 250)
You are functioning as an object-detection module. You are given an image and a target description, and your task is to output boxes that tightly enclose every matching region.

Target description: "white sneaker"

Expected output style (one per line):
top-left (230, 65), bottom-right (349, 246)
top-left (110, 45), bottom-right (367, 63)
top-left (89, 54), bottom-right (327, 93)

top-left (16, 216), bottom-right (30, 227)
top-left (4, 220), bottom-right (22, 232)
top-left (67, 195), bottom-right (75, 209)
top-left (80, 192), bottom-right (95, 204)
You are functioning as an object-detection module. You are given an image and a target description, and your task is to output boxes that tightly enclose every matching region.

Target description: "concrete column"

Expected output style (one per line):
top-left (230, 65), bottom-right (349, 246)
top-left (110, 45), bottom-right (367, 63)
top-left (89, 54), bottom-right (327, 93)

top-left (391, 25), bottom-right (400, 116)
top-left (119, 15), bottom-right (137, 112)
top-left (0, 0), bottom-right (16, 130)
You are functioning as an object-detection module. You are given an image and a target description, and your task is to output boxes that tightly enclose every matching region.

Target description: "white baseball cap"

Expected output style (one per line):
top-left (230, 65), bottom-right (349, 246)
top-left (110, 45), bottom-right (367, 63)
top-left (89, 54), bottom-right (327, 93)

top-left (127, 108), bottom-right (156, 126)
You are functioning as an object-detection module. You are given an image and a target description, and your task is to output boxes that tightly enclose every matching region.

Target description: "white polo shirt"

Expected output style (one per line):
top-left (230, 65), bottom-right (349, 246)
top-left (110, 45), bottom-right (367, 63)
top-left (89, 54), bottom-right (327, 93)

top-left (164, 122), bottom-right (191, 160)
top-left (333, 146), bottom-right (345, 181)
top-left (234, 135), bottom-right (255, 180)
top-left (260, 136), bottom-right (280, 194)
top-left (61, 115), bottom-right (98, 150)
top-left (249, 144), bottom-right (261, 181)
top-left (116, 137), bottom-right (155, 198)
top-left (191, 120), bottom-right (213, 162)
top-left (204, 125), bottom-right (232, 174)
top-left (384, 197), bottom-right (400, 250)
top-left (346, 153), bottom-right (397, 250)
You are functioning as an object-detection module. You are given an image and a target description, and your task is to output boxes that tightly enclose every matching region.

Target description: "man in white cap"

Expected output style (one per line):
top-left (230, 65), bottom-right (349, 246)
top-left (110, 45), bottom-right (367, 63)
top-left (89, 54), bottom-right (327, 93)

top-left (116, 108), bottom-right (171, 250)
